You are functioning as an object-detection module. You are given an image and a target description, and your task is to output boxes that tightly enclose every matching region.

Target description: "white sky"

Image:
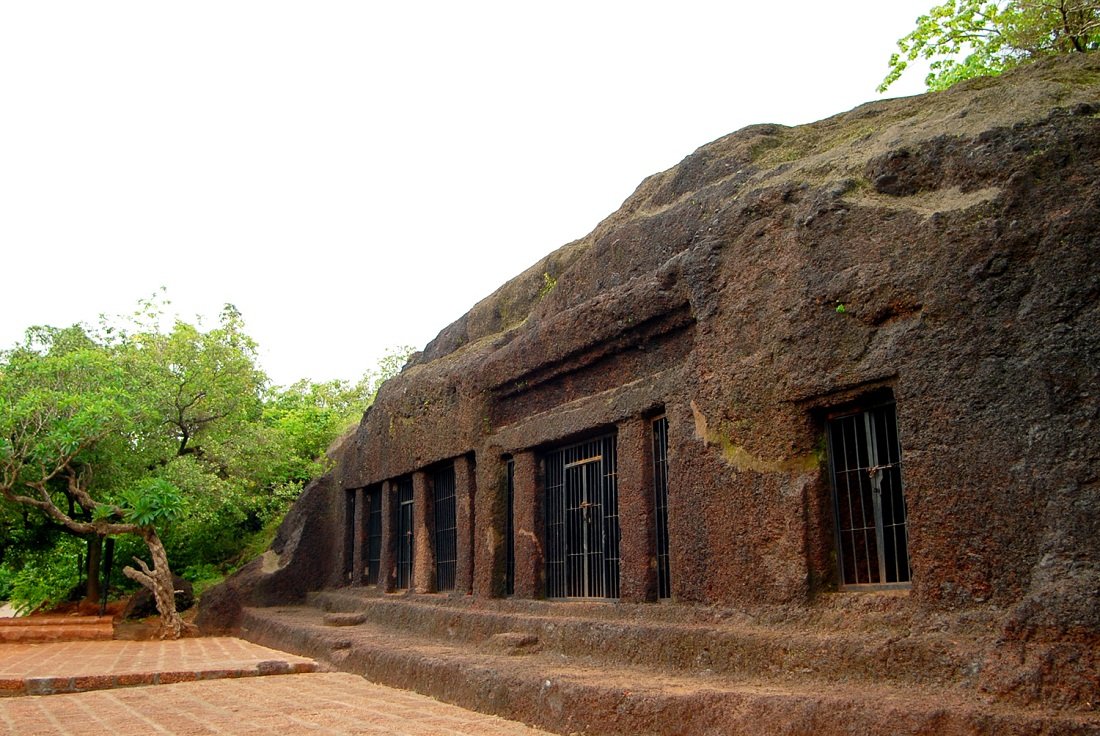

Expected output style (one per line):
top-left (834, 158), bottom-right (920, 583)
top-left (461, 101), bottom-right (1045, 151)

top-left (0, 1), bottom-right (936, 386)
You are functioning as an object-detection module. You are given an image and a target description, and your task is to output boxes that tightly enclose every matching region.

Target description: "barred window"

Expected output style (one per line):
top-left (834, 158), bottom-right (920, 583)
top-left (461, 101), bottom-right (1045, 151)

top-left (827, 401), bottom-right (911, 588)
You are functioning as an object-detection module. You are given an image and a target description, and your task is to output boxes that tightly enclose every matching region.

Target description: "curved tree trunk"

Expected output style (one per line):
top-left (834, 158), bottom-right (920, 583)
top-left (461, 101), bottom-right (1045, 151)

top-left (122, 527), bottom-right (187, 639)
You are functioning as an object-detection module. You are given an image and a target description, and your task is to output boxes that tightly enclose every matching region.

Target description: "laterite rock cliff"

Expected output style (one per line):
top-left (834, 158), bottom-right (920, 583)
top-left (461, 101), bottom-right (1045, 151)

top-left (202, 54), bottom-right (1100, 712)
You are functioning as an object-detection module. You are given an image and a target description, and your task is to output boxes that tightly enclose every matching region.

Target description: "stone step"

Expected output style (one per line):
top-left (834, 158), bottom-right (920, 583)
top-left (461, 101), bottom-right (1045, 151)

top-left (0, 637), bottom-right (318, 697)
top-left (0, 615), bottom-right (113, 643)
top-left (305, 589), bottom-right (985, 690)
top-left (239, 605), bottom-right (1097, 736)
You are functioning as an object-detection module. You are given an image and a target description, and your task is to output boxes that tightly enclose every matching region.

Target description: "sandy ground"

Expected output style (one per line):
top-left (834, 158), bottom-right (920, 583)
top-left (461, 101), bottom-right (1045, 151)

top-left (0, 603), bottom-right (18, 618)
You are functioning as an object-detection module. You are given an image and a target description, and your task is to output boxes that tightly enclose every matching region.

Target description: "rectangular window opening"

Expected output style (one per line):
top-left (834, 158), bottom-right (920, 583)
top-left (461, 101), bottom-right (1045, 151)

top-left (545, 434), bottom-right (620, 600)
top-left (433, 464), bottom-right (458, 592)
top-left (395, 476), bottom-right (414, 590)
top-left (827, 400), bottom-right (911, 590)
top-left (505, 457), bottom-right (515, 596)
top-left (652, 416), bottom-right (672, 600)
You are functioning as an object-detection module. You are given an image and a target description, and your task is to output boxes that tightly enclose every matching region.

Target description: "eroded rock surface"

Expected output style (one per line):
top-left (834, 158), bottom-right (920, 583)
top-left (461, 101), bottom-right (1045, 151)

top-left (200, 55), bottom-right (1100, 712)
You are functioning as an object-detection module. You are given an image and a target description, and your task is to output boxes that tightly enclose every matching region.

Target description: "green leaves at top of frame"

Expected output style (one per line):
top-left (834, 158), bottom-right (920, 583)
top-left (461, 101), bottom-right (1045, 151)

top-left (880, 0), bottom-right (1014, 91)
top-left (880, 0), bottom-right (1100, 92)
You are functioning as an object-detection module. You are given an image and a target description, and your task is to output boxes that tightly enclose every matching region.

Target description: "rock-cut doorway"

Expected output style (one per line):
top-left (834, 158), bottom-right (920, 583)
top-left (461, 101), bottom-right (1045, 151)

top-left (544, 434), bottom-right (621, 599)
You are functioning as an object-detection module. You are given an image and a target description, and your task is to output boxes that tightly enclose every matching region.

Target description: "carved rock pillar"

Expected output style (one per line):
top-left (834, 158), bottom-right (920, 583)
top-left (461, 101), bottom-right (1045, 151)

top-left (413, 470), bottom-right (435, 593)
top-left (351, 486), bottom-right (365, 584)
top-left (454, 455), bottom-right (476, 595)
top-left (379, 479), bottom-right (397, 592)
top-left (512, 450), bottom-right (544, 599)
top-left (473, 450), bottom-right (507, 597)
top-left (617, 417), bottom-right (657, 603)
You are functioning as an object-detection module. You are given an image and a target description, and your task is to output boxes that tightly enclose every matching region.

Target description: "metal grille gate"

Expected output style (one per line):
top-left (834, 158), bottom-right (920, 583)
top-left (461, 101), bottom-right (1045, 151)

top-left (545, 434), bottom-right (620, 599)
top-left (395, 476), bottom-right (414, 589)
top-left (433, 465), bottom-right (457, 591)
top-left (652, 417), bottom-right (672, 599)
top-left (827, 401), bottom-right (911, 587)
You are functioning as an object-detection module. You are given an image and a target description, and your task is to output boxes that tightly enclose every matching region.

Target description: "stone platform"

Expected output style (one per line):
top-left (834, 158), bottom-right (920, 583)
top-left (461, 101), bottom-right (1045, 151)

top-left (0, 616), bottom-right (113, 644)
top-left (0, 637), bottom-right (550, 735)
top-left (234, 589), bottom-right (1100, 736)
top-left (0, 637), bottom-right (315, 697)
top-left (0, 671), bottom-right (551, 736)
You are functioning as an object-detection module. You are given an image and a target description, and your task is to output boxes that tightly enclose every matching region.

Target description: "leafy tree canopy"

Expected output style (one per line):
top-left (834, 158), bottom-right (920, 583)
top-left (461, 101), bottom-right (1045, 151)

top-left (881, 0), bottom-right (1100, 91)
top-left (0, 323), bottom-right (183, 627)
top-left (0, 294), bottom-right (412, 630)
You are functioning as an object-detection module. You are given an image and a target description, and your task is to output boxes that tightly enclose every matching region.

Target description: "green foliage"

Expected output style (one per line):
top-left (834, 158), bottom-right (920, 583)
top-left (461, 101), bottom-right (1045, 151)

top-left (0, 499), bottom-right (67, 589)
top-left (1, 293), bottom-right (415, 608)
top-left (881, 0), bottom-right (1100, 91)
top-left (263, 379), bottom-right (365, 462)
top-left (235, 514), bottom-right (284, 569)
top-left (0, 565), bottom-right (14, 600)
top-left (123, 300), bottom-right (266, 458)
top-left (1, 332), bottom-right (135, 488)
top-left (121, 478), bottom-right (184, 527)
top-left (6, 537), bottom-right (83, 614)
top-left (179, 563), bottom-right (224, 598)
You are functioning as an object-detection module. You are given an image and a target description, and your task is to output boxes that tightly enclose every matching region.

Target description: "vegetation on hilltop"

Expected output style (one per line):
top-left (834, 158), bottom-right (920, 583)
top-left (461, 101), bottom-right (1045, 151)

top-left (882, 0), bottom-right (1099, 91)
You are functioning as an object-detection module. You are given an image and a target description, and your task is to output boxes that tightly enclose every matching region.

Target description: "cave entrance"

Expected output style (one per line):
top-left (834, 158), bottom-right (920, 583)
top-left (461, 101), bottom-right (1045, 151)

top-left (652, 416), bottom-right (672, 599)
top-left (395, 476), bottom-right (414, 589)
top-left (432, 464), bottom-right (457, 592)
top-left (505, 457), bottom-right (515, 595)
top-left (545, 434), bottom-right (621, 599)
top-left (826, 400), bottom-right (912, 589)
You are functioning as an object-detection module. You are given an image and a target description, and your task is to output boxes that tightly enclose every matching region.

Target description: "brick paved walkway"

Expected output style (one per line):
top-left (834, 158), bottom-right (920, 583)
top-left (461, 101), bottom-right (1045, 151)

top-left (0, 639), bottom-right (551, 735)
top-left (0, 672), bottom-right (551, 735)
top-left (0, 638), bottom-right (316, 696)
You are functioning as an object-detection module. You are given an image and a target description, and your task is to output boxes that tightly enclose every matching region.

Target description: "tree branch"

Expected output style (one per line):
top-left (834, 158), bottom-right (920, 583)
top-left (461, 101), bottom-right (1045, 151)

top-left (0, 480), bottom-right (139, 537)
top-left (122, 557), bottom-right (154, 588)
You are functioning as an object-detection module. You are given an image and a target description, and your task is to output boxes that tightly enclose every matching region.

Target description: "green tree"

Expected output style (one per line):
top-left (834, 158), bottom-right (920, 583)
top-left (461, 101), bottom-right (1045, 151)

top-left (121, 302), bottom-right (266, 459)
top-left (0, 329), bottom-right (189, 635)
top-left (1, 296), bottom-right (413, 632)
top-left (262, 344), bottom-right (414, 461)
top-left (0, 299), bottom-right (270, 636)
top-left (880, 0), bottom-right (1100, 91)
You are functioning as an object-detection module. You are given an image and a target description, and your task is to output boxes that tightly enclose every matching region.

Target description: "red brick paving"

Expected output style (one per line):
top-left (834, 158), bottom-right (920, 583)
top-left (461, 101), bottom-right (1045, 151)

top-left (0, 672), bottom-right (552, 735)
top-left (0, 616), bottom-right (113, 643)
top-left (0, 638), bottom-right (551, 735)
top-left (0, 638), bottom-right (316, 696)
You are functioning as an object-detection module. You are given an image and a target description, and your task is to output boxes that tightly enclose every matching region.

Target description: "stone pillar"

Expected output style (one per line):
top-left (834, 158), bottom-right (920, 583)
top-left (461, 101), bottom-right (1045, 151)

top-left (616, 417), bottom-right (657, 602)
top-left (413, 470), bottom-right (435, 593)
top-left (454, 455), bottom-right (476, 595)
top-left (513, 450), bottom-right (544, 599)
top-left (379, 479), bottom-right (397, 593)
top-left (474, 451), bottom-right (507, 598)
top-left (351, 486), bottom-right (365, 584)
